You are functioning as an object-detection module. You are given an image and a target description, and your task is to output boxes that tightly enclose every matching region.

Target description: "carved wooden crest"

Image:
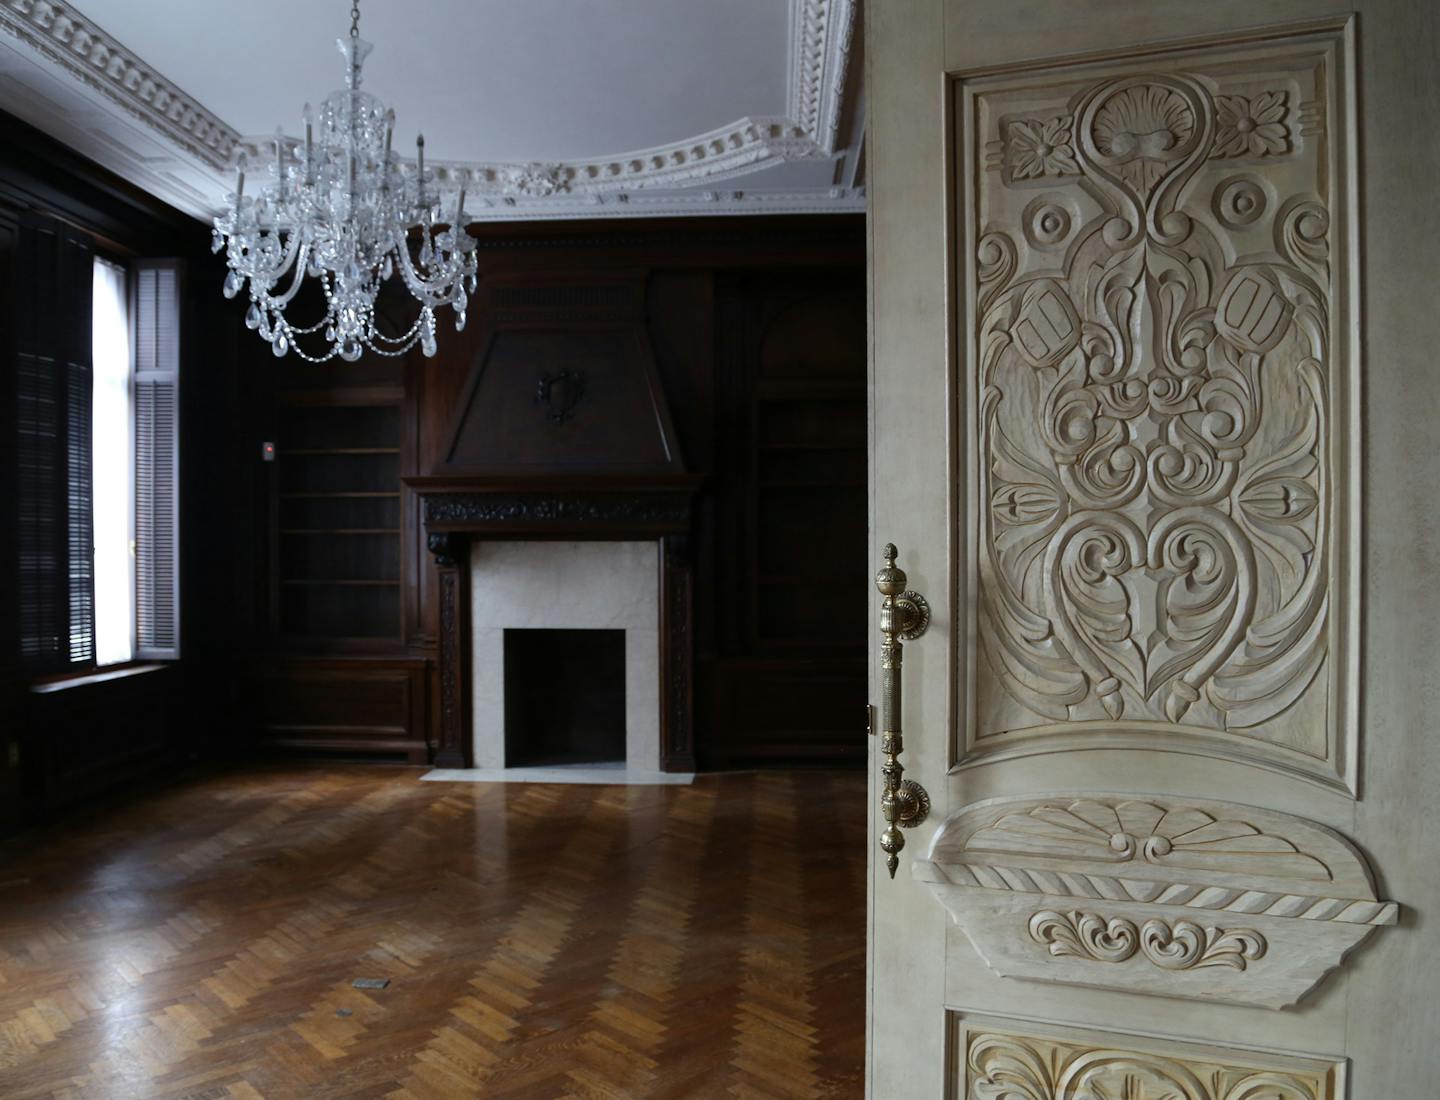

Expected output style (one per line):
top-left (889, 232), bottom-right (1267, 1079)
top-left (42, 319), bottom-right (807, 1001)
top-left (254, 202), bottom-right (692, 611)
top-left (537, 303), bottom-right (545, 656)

top-left (960, 30), bottom-right (1357, 789)
top-left (535, 368), bottom-right (586, 424)
top-left (915, 793), bottom-right (1397, 1009)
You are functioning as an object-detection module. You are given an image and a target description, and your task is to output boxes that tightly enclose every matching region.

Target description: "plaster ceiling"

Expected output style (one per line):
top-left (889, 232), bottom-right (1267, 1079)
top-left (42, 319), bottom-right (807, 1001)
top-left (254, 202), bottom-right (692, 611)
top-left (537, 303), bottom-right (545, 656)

top-left (0, 0), bottom-right (864, 222)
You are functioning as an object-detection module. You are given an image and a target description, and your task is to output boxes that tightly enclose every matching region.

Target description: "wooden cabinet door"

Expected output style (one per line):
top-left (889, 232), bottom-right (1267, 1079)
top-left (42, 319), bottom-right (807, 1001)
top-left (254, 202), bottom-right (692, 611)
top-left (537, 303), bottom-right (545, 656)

top-left (868, 2), bottom-right (1438, 1095)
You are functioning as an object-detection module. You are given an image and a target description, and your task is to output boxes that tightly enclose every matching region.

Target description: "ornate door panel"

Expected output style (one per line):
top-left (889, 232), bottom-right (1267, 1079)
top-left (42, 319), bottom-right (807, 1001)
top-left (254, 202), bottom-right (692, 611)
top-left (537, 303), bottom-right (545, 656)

top-left (963, 32), bottom-right (1356, 792)
top-left (868, 3), bottom-right (1439, 1097)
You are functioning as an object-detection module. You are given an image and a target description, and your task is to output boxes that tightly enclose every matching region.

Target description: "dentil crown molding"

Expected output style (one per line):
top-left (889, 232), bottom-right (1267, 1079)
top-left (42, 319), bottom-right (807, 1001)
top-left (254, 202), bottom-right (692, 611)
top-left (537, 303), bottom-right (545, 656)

top-left (0, 0), bottom-right (237, 168)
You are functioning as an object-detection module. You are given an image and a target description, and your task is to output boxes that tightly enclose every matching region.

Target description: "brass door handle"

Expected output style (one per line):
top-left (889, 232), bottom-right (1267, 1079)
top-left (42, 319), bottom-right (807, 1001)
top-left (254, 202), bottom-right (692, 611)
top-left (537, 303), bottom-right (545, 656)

top-left (875, 543), bottom-right (930, 878)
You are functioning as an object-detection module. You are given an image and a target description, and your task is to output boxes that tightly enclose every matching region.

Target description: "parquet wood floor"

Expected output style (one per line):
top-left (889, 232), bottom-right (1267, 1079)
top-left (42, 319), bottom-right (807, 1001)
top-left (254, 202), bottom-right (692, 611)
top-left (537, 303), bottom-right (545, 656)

top-left (0, 767), bottom-right (866, 1099)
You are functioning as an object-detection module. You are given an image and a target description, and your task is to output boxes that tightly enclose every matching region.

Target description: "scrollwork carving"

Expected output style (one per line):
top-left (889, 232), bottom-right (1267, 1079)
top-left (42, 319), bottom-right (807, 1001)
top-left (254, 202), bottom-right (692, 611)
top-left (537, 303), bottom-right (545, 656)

top-left (961, 1020), bottom-right (1338, 1100)
top-left (968, 38), bottom-right (1353, 786)
top-left (1028, 910), bottom-right (1268, 971)
top-left (423, 493), bottom-right (692, 528)
top-left (1029, 910), bottom-right (1138, 963)
top-left (1140, 919), bottom-right (1266, 971)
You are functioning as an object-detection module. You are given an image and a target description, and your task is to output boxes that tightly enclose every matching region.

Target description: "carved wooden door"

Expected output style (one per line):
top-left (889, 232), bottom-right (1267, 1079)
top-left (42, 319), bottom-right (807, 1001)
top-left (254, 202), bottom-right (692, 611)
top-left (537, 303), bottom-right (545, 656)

top-left (867, 2), bottom-right (1438, 1095)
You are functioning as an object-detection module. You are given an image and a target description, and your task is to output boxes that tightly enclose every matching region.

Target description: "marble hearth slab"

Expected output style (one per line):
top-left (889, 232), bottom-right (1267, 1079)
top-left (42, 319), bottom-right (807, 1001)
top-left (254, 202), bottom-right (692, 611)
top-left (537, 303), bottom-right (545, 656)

top-left (422, 762), bottom-right (694, 786)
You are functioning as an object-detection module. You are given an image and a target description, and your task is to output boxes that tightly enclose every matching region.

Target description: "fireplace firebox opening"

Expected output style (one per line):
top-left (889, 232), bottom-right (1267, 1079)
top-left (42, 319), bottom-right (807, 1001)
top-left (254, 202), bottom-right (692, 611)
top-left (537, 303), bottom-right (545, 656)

top-left (503, 628), bottom-right (626, 767)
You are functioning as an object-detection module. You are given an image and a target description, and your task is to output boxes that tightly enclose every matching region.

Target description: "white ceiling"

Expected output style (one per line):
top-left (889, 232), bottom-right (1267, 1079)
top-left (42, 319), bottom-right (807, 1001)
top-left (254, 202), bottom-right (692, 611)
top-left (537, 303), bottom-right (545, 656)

top-left (0, 0), bottom-right (864, 222)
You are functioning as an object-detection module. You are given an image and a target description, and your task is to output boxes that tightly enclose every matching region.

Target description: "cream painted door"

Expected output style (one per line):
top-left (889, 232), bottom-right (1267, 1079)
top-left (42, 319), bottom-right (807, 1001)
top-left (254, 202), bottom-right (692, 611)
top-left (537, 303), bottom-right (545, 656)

top-left (867, 1), bottom-right (1439, 1096)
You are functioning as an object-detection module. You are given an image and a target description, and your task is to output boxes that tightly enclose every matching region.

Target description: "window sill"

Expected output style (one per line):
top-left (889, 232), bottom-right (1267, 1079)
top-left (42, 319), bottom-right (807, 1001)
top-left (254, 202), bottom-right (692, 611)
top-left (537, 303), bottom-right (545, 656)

top-left (29, 662), bottom-right (172, 694)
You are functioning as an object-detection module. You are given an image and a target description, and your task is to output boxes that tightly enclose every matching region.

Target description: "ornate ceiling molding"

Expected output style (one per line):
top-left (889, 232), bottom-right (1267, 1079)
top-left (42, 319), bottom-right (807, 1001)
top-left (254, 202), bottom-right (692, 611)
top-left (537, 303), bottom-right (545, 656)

top-left (234, 111), bottom-right (841, 212)
top-left (0, 0), bottom-right (863, 221)
top-left (0, 0), bottom-right (237, 167)
top-left (788, 0), bottom-right (855, 153)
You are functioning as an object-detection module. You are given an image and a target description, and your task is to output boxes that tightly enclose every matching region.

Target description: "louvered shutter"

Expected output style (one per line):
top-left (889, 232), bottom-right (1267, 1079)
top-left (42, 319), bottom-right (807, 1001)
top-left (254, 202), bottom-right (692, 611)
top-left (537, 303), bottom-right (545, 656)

top-left (16, 347), bottom-right (62, 666)
top-left (63, 230), bottom-right (95, 664)
top-left (15, 216), bottom-right (93, 671)
top-left (132, 261), bottom-right (181, 659)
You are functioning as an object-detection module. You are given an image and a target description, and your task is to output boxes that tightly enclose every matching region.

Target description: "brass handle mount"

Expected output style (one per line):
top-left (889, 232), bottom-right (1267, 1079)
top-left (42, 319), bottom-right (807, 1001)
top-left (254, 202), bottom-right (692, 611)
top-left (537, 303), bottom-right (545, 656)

top-left (875, 542), bottom-right (931, 879)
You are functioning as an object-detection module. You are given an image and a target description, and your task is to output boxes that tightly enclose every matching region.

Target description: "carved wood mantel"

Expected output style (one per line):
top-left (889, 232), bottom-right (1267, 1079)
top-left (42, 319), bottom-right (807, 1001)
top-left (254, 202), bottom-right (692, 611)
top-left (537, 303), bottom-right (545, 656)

top-left (410, 476), bottom-right (703, 772)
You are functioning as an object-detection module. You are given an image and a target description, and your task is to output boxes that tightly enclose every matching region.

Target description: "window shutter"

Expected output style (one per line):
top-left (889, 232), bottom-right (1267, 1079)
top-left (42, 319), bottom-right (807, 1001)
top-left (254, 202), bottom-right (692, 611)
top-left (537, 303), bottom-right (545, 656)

top-left (16, 347), bottom-right (62, 666)
top-left (65, 352), bottom-right (94, 664)
top-left (63, 230), bottom-right (94, 665)
top-left (15, 216), bottom-right (93, 671)
top-left (132, 261), bottom-right (181, 659)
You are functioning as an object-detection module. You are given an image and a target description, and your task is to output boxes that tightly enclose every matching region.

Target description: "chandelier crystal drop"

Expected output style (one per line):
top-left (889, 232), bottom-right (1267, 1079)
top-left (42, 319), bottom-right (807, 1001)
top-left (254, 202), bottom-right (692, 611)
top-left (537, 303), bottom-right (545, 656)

top-left (212, 1), bottom-right (476, 362)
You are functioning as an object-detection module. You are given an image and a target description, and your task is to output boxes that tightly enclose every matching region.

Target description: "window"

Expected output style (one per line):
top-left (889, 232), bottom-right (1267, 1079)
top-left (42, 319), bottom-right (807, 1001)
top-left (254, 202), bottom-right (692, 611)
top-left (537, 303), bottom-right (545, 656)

top-left (14, 214), bottom-right (181, 674)
top-left (131, 263), bottom-right (181, 660)
top-left (93, 257), bottom-right (132, 665)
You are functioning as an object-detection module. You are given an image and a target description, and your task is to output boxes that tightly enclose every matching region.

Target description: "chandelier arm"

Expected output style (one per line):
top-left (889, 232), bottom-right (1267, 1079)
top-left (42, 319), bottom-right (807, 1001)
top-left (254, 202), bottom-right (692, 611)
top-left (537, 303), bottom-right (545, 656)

top-left (235, 230), bottom-right (303, 295)
top-left (263, 240), bottom-right (312, 309)
top-left (394, 243), bottom-right (470, 305)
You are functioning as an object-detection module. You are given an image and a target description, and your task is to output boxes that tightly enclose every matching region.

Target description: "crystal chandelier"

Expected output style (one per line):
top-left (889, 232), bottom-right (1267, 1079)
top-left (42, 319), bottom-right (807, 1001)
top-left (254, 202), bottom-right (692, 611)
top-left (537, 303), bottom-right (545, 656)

top-left (212, 0), bottom-right (476, 362)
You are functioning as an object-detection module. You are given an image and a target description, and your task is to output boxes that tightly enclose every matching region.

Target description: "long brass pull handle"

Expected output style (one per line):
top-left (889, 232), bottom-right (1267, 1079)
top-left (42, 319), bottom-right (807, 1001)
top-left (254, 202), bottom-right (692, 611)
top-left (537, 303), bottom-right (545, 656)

top-left (874, 543), bottom-right (930, 878)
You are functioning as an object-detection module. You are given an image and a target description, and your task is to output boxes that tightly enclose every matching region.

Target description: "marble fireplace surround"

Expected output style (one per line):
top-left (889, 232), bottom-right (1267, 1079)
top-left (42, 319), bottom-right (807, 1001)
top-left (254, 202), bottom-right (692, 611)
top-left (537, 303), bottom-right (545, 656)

top-left (415, 478), bottom-right (700, 773)
top-left (471, 540), bottom-right (658, 770)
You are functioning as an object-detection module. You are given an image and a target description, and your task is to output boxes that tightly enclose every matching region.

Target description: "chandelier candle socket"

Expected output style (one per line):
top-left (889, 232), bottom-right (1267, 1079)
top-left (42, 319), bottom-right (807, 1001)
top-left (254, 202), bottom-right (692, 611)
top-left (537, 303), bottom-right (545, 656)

top-left (212, 0), bottom-right (476, 362)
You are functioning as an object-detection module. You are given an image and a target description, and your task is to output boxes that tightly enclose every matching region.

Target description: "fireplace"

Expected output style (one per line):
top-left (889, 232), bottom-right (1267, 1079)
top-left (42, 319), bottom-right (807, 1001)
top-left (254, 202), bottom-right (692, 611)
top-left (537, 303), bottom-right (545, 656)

top-left (415, 478), bottom-right (700, 772)
top-left (408, 273), bottom-right (700, 773)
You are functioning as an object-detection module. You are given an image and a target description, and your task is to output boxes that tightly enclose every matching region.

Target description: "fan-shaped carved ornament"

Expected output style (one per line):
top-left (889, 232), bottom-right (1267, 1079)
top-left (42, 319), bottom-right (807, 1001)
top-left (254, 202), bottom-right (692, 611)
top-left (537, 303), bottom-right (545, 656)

top-left (961, 30), bottom-right (1358, 790)
top-left (915, 794), bottom-right (1397, 1008)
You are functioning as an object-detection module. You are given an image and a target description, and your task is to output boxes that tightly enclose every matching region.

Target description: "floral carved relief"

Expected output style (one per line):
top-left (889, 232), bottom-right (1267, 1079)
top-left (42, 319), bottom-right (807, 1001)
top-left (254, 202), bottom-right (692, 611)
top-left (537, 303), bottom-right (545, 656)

top-left (958, 1018), bottom-right (1340, 1100)
top-left (1028, 910), bottom-right (1268, 971)
top-left (1006, 116), bottom-right (1081, 179)
top-left (968, 40), bottom-right (1353, 786)
top-left (1000, 88), bottom-right (1292, 177)
top-left (1213, 93), bottom-right (1290, 158)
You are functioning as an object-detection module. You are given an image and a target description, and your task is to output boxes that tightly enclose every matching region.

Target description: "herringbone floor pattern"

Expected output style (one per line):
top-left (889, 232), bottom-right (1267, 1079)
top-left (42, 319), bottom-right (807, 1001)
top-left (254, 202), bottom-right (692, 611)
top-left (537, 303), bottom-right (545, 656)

top-left (0, 767), bottom-right (865, 1099)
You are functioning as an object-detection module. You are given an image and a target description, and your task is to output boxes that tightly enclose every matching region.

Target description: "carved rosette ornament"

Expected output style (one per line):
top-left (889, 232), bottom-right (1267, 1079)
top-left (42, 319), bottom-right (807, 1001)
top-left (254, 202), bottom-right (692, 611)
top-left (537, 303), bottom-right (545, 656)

top-left (915, 794), bottom-right (1397, 1009)
top-left (966, 35), bottom-right (1356, 788)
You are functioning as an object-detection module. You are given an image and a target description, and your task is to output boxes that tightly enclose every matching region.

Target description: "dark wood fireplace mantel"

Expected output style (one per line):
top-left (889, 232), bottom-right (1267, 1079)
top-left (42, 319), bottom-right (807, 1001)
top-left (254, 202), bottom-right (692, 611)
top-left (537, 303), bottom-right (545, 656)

top-left (409, 476), bottom-right (703, 772)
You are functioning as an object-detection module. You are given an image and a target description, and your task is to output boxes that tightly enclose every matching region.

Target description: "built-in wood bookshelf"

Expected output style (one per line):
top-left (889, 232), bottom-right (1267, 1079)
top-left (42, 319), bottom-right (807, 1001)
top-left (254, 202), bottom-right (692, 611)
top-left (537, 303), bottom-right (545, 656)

top-left (274, 398), bottom-right (402, 642)
top-left (751, 381), bottom-right (867, 648)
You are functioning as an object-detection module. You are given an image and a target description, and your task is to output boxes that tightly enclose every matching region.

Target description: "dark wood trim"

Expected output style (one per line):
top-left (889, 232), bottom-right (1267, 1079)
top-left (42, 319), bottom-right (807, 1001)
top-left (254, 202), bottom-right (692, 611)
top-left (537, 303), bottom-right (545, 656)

top-left (660, 534), bottom-right (696, 772)
top-left (412, 479), bottom-right (703, 538)
top-left (252, 656), bottom-right (430, 764)
top-left (28, 661), bottom-right (171, 692)
top-left (0, 111), bottom-right (197, 253)
top-left (431, 532), bottom-right (471, 768)
top-left (463, 215), bottom-right (864, 271)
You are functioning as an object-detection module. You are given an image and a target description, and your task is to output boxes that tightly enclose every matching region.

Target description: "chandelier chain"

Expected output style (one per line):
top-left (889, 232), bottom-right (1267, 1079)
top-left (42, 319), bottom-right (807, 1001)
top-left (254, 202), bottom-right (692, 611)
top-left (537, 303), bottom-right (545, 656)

top-left (349, 0), bottom-right (360, 40)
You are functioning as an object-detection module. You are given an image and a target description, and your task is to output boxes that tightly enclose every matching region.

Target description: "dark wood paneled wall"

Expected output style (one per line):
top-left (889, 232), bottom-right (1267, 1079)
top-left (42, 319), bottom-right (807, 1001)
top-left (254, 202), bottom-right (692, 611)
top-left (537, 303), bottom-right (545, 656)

top-left (247, 217), bottom-right (868, 768)
top-left (0, 112), bottom-right (868, 828)
top-left (0, 112), bottom-right (249, 826)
